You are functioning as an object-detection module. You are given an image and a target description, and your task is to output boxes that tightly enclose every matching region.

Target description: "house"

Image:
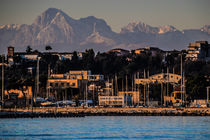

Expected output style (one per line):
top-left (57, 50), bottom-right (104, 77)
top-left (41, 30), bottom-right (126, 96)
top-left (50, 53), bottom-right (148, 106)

top-left (164, 91), bottom-right (185, 105)
top-left (4, 86), bottom-right (32, 99)
top-left (186, 41), bottom-right (210, 61)
top-left (15, 52), bottom-right (39, 60)
top-left (48, 70), bottom-right (104, 90)
top-left (7, 46), bottom-right (15, 63)
top-left (98, 96), bottom-right (124, 107)
top-left (118, 91), bottom-right (140, 106)
top-left (48, 52), bottom-right (83, 60)
top-left (101, 81), bottom-right (113, 96)
top-left (47, 70), bottom-right (105, 102)
top-left (135, 46), bottom-right (163, 56)
top-left (190, 99), bottom-right (207, 107)
top-left (7, 46), bottom-right (40, 62)
top-left (107, 48), bottom-right (130, 56)
top-left (135, 73), bottom-right (182, 85)
top-left (7, 47), bottom-right (84, 62)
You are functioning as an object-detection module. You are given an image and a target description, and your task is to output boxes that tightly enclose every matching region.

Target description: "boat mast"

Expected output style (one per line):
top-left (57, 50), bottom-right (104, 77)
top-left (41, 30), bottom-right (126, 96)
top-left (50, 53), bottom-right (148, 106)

top-left (86, 83), bottom-right (88, 106)
top-left (126, 75), bottom-right (128, 106)
top-left (132, 74), bottom-right (134, 106)
top-left (181, 53), bottom-right (183, 105)
top-left (36, 56), bottom-right (40, 99)
top-left (161, 69), bottom-right (163, 106)
top-left (161, 82), bottom-right (163, 106)
top-left (1, 54), bottom-right (4, 109)
top-left (93, 83), bottom-right (95, 106)
top-left (132, 74), bottom-right (134, 92)
top-left (183, 72), bottom-right (186, 103)
top-left (172, 67), bottom-right (175, 99)
top-left (137, 72), bottom-right (140, 105)
top-left (122, 77), bottom-right (124, 92)
top-left (83, 83), bottom-right (85, 105)
top-left (167, 67), bottom-right (169, 97)
top-left (112, 78), bottom-right (114, 96)
top-left (47, 64), bottom-right (50, 98)
top-left (144, 69), bottom-right (146, 106)
top-left (115, 74), bottom-right (118, 96)
top-left (147, 70), bottom-right (149, 106)
top-left (207, 87), bottom-right (210, 105)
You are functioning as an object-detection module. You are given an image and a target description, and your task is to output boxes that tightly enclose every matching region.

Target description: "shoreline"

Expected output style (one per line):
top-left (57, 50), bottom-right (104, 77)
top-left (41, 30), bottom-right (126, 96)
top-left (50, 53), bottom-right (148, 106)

top-left (1, 107), bottom-right (210, 118)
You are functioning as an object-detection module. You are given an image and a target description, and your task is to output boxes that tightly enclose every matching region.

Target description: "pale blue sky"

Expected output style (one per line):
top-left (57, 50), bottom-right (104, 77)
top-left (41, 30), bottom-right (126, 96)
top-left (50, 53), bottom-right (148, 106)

top-left (0, 0), bottom-right (209, 32)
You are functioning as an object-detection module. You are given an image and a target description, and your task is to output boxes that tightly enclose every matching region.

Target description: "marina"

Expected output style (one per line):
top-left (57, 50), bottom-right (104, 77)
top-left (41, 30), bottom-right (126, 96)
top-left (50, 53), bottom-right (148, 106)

top-left (1, 41), bottom-right (210, 111)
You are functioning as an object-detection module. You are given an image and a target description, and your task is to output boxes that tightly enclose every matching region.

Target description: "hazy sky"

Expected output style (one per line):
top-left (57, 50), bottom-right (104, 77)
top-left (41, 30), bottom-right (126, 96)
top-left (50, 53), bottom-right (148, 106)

top-left (0, 0), bottom-right (209, 32)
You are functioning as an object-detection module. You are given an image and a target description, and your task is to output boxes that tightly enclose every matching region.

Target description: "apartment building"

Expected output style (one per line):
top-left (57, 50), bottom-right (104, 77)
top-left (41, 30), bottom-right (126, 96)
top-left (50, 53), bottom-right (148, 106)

top-left (186, 41), bottom-right (210, 61)
top-left (48, 70), bottom-right (104, 89)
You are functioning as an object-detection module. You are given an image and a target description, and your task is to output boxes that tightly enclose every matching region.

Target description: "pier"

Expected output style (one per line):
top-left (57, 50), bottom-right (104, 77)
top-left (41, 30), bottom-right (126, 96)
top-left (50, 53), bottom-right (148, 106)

top-left (1, 107), bottom-right (210, 118)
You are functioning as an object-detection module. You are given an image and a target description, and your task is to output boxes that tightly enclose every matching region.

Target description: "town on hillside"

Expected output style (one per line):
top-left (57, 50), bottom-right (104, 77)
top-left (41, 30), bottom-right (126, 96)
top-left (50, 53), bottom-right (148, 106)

top-left (1, 41), bottom-right (210, 109)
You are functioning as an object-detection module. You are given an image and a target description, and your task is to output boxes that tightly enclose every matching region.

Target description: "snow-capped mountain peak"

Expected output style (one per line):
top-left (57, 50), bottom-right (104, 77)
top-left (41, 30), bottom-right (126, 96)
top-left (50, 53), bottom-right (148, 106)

top-left (32, 8), bottom-right (74, 28)
top-left (120, 21), bottom-right (158, 34)
top-left (158, 25), bottom-right (177, 34)
top-left (201, 25), bottom-right (210, 34)
top-left (121, 22), bottom-right (179, 34)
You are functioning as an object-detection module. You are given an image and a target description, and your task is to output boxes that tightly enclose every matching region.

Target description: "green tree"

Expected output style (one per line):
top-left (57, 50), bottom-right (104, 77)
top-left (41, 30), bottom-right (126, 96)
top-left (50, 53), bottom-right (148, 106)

top-left (26, 46), bottom-right (32, 53)
top-left (186, 75), bottom-right (209, 100)
top-left (82, 49), bottom-right (95, 71)
top-left (45, 46), bottom-right (52, 52)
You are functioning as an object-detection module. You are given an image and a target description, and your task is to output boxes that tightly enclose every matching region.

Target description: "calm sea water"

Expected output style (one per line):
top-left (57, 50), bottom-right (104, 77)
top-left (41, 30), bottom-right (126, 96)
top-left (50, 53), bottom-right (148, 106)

top-left (0, 116), bottom-right (210, 139)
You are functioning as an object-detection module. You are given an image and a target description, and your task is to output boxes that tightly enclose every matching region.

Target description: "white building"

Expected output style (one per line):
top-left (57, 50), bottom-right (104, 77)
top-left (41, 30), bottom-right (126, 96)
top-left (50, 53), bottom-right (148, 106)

top-left (98, 96), bottom-right (124, 106)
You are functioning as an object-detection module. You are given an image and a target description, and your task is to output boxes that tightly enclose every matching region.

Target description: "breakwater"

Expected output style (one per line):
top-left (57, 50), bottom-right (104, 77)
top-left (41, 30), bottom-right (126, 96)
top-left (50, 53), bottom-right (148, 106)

top-left (1, 107), bottom-right (210, 118)
top-left (0, 111), bottom-right (85, 118)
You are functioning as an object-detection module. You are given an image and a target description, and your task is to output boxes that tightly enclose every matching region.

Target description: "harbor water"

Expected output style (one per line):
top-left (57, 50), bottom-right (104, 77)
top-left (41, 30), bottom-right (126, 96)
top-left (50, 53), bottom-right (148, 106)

top-left (0, 116), bottom-right (210, 139)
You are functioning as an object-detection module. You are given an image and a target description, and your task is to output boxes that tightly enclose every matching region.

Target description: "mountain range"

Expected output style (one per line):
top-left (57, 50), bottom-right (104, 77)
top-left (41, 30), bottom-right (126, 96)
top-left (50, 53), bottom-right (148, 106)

top-left (0, 8), bottom-right (210, 53)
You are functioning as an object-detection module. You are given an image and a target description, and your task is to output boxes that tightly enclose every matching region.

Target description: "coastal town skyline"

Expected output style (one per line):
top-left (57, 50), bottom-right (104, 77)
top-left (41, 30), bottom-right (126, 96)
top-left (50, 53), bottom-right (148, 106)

top-left (0, 1), bottom-right (210, 139)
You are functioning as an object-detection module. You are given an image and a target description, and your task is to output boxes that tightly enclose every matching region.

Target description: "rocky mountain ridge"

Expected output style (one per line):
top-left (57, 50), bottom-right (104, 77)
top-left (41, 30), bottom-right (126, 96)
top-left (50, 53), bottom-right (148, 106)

top-left (0, 8), bottom-right (210, 53)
